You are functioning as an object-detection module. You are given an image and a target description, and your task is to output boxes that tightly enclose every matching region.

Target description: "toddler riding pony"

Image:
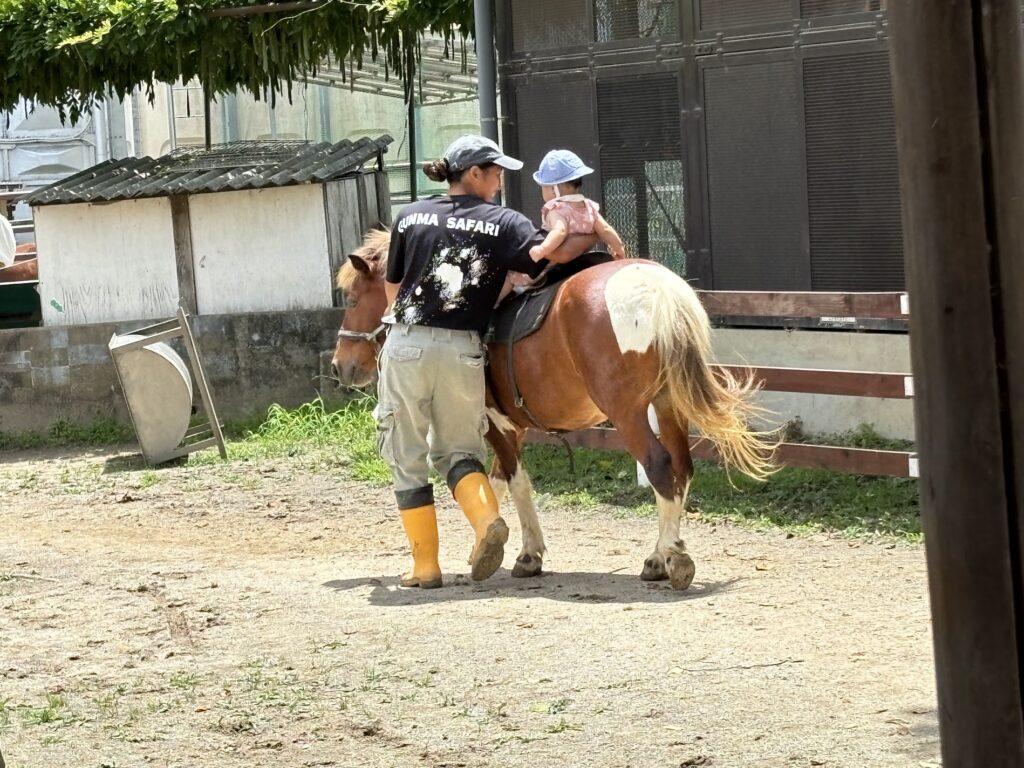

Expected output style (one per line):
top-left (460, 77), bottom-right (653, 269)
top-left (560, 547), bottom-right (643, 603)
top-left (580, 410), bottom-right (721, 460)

top-left (333, 228), bottom-right (774, 590)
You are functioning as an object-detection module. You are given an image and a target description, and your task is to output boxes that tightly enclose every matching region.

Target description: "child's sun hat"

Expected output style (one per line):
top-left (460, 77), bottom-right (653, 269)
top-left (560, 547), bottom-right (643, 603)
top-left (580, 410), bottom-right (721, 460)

top-left (532, 149), bottom-right (594, 186)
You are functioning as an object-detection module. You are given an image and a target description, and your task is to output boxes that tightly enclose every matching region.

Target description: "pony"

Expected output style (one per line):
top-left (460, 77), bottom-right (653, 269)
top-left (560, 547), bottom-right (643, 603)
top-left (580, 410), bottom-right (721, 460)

top-left (332, 228), bottom-right (774, 591)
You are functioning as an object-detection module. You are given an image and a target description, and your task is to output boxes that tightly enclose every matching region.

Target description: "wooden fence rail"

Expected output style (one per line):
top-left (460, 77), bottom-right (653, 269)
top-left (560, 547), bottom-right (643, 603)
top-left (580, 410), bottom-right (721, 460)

top-left (526, 290), bottom-right (918, 479)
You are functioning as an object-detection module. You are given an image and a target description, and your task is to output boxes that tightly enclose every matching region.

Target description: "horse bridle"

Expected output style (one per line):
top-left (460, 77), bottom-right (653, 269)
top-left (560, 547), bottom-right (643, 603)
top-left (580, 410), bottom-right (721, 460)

top-left (336, 324), bottom-right (387, 346)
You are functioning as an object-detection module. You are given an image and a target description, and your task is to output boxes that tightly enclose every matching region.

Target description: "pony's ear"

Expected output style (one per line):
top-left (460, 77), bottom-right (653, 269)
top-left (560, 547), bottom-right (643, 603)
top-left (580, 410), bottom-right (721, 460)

top-left (348, 254), bottom-right (373, 276)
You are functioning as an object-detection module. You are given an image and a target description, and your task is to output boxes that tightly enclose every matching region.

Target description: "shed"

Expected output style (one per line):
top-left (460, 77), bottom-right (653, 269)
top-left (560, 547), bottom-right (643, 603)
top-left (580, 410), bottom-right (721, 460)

top-left (26, 136), bottom-right (392, 326)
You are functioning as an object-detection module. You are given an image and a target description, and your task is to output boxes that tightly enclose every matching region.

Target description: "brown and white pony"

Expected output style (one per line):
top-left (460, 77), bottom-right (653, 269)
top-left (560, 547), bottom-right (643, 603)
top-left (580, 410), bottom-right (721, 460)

top-left (332, 228), bottom-right (774, 590)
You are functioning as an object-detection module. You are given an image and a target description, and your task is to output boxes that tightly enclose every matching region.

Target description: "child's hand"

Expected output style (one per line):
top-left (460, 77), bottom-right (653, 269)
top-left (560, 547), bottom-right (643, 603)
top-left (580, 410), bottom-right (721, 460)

top-left (509, 272), bottom-right (534, 287)
top-left (611, 245), bottom-right (626, 259)
top-left (529, 245), bottom-right (545, 261)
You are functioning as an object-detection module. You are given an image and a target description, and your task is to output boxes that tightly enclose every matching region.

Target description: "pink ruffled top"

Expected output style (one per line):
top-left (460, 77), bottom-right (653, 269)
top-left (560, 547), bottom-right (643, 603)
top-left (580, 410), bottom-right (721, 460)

top-left (541, 197), bottom-right (601, 235)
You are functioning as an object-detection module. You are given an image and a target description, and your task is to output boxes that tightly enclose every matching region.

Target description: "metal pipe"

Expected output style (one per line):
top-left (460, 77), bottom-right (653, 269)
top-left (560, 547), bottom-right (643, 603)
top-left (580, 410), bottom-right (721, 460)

top-left (166, 84), bottom-right (178, 151)
top-left (91, 102), bottom-right (109, 163)
top-left (203, 87), bottom-right (212, 150)
top-left (473, 0), bottom-right (499, 142)
top-left (123, 90), bottom-right (137, 157)
top-left (407, 42), bottom-right (417, 202)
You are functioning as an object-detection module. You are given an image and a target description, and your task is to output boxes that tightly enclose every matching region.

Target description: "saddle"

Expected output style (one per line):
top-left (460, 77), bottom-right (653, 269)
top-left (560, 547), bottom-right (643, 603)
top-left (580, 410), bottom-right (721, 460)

top-left (486, 250), bottom-right (614, 346)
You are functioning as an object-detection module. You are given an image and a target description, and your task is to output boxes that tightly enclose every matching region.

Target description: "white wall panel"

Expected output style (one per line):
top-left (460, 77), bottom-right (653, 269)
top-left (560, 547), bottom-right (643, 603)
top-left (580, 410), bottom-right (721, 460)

top-left (188, 186), bottom-right (332, 315)
top-left (35, 198), bottom-right (178, 326)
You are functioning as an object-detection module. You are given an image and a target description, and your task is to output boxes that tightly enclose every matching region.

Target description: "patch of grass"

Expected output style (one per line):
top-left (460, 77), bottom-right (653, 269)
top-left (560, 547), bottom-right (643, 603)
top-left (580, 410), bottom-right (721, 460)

top-left (544, 717), bottom-right (583, 733)
top-left (16, 471), bottom-right (38, 490)
top-left (57, 464), bottom-right (106, 494)
top-left (138, 470), bottom-right (160, 489)
top-left (522, 435), bottom-right (920, 541)
top-left (93, 685), bottom-right (127, 719)
top-left (522, 445), bottom-right (653, 510)
top-left (0, 419), bottom-right (134, 452)
top-left (167, 671), bottom-right (198, 692)
top-left (21, 694), bottom-right (70, 727)
top-left (547, 697), bottom-right (571, 715)
top-left (189, 398), bottom-right (391, 483)
top-left (688, 460), bottom-right (920, 540)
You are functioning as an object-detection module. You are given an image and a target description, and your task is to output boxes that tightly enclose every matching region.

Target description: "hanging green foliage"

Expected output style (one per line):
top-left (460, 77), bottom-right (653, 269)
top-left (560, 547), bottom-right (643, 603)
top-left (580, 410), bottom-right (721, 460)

top-left (0, 0), bottom-right (474, 120)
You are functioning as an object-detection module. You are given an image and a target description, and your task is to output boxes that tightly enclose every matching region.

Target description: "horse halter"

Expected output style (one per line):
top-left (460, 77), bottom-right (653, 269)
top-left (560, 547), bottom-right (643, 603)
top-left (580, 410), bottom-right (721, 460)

top-left (336, 324), bottom-right (387, 346)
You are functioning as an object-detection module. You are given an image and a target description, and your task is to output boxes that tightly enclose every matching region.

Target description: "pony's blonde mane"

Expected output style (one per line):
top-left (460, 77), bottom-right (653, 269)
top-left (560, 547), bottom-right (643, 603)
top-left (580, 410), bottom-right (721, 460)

top-left (335, 228), bottom-right (391, 291)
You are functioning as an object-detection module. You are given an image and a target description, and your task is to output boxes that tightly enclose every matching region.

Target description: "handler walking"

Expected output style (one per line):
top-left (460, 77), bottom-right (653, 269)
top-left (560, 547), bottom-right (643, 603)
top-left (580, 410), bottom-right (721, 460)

top-left (380, 134), bottom-right (592, 588)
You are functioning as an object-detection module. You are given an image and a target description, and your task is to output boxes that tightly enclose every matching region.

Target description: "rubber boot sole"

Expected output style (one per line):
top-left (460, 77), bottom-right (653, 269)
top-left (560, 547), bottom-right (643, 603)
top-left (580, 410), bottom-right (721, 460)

top-left (399, 574), bottom-right (443, 589)
top-left (471, 519), bottom-right (509, 581)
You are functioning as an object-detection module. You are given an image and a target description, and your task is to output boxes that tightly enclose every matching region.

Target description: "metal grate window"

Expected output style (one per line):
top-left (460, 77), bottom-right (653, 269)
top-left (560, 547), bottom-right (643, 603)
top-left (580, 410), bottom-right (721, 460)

top-left (704, 60), bottom-right (806, 290)
top-left (511, 0), bottom-right (590, 51)
top-left (595, 0), bottom-right (679, 42)
top-left (597, 73), bottom-right (685, 271)
top-left (512, 76), bottom-right (599, 226)
top-left (698, 0), bottom-right (793, 31)
top-left (801, 0), bottom-right (885, 16)
top-left (804, 51), bottom-right (903, 290)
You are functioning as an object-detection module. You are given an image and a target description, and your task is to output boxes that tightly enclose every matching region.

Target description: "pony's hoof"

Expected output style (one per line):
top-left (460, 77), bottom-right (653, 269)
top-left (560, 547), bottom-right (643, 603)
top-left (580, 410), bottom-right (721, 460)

top-left (512, 553), bottom-right (543, 578)
top-left (640, 555), bottom-right (668, 582)
top-left (666, 551), bottom-right (696, 591)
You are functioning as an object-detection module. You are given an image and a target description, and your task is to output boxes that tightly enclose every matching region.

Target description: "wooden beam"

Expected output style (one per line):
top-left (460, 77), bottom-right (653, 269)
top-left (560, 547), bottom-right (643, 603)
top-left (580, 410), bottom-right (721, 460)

top-left (525, 429), bottom-right (917, 478)
top-left (698, 290), bottom-right (908, 319)
top-left (890, 0), bottom-right (1024, 763)
top-left (690, 440), bottom-right (917, 478)
top-left (169, 196), bottom-right (197, 315)
top-left (717, 365), bottom-right (914, 399)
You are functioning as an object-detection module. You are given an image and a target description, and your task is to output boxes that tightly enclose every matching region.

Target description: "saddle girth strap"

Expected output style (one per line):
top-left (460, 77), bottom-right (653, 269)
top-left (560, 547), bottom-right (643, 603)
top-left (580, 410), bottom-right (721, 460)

top-left (505, 297), bottom-right (578, 478)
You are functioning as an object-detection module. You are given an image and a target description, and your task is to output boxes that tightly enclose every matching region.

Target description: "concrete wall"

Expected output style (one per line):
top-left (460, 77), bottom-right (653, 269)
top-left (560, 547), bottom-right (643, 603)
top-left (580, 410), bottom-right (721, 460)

top-left (189, 186), bottom-right (333, 315)
top-left (0, 309), bottom-right (341, 434)
top-left (35, 198), bottom-right (179, 326)
top-left (712, 327), bottom-right (915, 440)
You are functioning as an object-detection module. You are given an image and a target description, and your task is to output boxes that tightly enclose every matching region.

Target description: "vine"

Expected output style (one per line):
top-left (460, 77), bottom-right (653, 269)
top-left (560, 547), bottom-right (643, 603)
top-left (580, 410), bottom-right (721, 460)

top-left (0, 0), bottom-right (472, 120)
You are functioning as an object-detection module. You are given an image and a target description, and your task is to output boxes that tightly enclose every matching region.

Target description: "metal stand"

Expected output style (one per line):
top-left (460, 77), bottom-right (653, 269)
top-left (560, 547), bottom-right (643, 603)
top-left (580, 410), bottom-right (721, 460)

top-left (109, 307), bottom-right (227, 465)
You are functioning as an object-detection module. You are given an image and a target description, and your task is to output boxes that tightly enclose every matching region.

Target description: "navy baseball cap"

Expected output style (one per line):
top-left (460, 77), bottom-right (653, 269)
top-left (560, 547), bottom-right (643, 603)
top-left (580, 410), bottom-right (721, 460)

top-left (444, 134), bottom-right (524, 172)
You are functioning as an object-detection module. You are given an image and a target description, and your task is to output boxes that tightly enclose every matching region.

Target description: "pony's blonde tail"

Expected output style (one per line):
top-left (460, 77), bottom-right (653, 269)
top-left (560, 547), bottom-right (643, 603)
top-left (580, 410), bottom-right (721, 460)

top-left (644, 269), bottom-right (778, 480)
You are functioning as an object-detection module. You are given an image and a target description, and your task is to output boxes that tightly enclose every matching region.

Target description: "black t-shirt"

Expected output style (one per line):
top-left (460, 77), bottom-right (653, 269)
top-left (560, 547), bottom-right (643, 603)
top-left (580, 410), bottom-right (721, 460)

top-left (386, 195), bottom-right (545, 334)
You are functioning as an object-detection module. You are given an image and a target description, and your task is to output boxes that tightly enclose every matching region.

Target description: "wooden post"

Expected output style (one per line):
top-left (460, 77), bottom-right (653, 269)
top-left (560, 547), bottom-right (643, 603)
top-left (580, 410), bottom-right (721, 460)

top-left (169, 195), bottom-right (198, 314)
top-left (888, 2), bottom-right (1024, 764)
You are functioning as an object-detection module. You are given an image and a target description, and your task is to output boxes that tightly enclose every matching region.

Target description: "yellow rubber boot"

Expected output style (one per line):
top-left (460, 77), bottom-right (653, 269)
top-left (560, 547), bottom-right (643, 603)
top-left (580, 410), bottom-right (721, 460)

top-left (399, 504), bottom-right (443, 589)
top-left (453, 472), bottom-right (509, 581)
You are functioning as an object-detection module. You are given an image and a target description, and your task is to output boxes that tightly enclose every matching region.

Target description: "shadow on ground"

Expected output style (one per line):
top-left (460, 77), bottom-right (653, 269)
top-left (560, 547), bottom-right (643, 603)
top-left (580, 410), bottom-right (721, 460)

top-left (323, 570), bottom-right (744, 607)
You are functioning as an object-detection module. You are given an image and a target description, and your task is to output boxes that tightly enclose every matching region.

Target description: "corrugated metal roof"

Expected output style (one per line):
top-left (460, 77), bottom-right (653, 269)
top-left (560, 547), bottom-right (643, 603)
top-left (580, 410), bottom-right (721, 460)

top-left (27, 135), bottom-right (392, 206)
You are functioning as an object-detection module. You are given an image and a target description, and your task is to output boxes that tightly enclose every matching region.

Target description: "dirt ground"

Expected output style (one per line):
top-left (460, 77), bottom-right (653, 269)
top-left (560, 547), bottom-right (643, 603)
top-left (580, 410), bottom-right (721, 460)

top-left (0, 446), bottom-right (939, 768)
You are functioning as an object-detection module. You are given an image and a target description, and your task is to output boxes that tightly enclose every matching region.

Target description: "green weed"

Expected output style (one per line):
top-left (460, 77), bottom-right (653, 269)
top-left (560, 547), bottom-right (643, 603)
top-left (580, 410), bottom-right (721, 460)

top-left (21, 694), bottom-right (69, 726)
top-left (544, 717), bottom-right (583, 733)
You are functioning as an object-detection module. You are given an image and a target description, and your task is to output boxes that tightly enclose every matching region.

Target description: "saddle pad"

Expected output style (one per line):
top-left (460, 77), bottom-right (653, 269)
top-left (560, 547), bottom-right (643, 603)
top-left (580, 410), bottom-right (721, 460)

top-left (488, 282), bottom-right (560, 345)
top-left (486, 250), bottom-right (615, 345)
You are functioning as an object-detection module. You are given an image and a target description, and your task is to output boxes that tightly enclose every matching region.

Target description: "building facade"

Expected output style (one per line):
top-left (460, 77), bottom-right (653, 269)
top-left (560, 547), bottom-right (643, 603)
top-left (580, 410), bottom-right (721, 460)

top-left (498, 1), bottom-right (901, 292)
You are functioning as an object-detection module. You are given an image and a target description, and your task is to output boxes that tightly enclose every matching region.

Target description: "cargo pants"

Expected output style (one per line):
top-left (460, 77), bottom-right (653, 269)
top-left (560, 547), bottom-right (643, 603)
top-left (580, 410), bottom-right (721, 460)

top-left (376, 323), bottom-right (489, 510)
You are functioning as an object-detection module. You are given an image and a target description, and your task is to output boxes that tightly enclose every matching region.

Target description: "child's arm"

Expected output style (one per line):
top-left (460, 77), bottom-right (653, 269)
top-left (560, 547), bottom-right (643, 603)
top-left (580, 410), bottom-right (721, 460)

top-left (594, 214), bottom-right (626, 259)
top-left (529, 214), bottom-right (569, 262)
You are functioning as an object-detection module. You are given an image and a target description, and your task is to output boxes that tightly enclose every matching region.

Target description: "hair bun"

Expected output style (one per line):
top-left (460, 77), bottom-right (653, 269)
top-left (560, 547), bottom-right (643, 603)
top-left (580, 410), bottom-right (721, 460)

top-left (422, 158), bottom-right (450, 183)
